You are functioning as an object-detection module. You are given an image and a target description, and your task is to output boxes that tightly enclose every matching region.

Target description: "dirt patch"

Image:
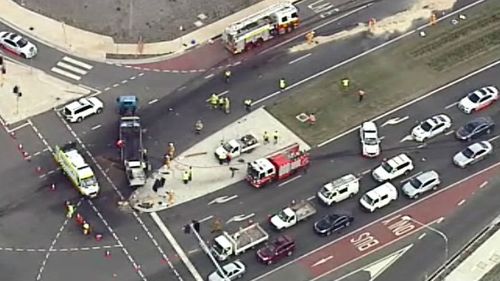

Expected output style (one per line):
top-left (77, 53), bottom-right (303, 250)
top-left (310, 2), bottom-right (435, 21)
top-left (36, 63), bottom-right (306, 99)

top-left (269, 0), bottom-right (500, 145)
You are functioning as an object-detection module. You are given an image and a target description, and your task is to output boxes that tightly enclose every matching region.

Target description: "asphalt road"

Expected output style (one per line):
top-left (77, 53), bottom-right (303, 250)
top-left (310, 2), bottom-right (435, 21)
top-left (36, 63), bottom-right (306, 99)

top-left (156, 62), bottom-right (500, 281)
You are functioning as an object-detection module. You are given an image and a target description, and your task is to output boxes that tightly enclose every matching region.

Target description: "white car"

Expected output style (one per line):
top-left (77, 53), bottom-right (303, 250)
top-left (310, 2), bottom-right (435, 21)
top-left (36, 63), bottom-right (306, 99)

top-left (208, 260), bottom-right (246, 281)
top-left (360, 121), bottom-right (381, 157)
top-left (63, 97), bottom-right (104, 123)
top-left (458, 86), bottom-right (499, 114)
top-left (411, 114), bottom-right (452, 142)
top-left (0, 31), bottom-right (37, 58)
top-left (372, 153), bottom-right (414, 182)
top-left (453, 141), bottom-right (493, 168)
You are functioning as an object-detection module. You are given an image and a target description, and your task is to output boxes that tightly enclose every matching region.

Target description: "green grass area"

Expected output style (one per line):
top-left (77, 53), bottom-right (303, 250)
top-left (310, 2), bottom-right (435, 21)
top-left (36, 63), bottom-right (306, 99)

top-left (479, 262), bottom-right (500, 281)
top-left (268, 0), bottom-right (500, 146)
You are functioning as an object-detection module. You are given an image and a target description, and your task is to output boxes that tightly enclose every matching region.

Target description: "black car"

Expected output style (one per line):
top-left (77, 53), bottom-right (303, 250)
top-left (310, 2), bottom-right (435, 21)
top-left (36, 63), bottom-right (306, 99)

top-left (313, 214), bottom-right (354, 236)
top-left (456, 116), bottom-right (495, 141)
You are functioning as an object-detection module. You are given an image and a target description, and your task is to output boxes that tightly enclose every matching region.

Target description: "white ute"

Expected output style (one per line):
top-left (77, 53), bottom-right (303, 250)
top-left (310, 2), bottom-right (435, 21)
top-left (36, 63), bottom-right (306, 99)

top-left (211, 223), bottom-right (269, 261)
top-left (360, 121), bottom-right (381, 157)
top-left (215, 134), bottom-right (260, 162)
top-left (270, 200), bottom-right (317, 230)
top-left (317, 174), bottom-right (359, 206)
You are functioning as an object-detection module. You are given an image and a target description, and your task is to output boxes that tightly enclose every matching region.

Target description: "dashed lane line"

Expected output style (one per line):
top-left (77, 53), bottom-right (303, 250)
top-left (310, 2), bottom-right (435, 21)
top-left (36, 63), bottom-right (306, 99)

top-left (0, 245), bottom-right (121, 252)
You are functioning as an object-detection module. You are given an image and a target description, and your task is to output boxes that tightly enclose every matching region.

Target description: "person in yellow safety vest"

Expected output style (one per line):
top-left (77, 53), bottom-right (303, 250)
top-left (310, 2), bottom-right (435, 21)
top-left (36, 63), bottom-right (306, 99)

top-left (167, 142), bottom-right (176, 159)
top-left (341, 78), bottom-right (350, 90)
top-left (188, 166), bottom-right (193, 181)
top-left (244, 99), bottom-right (252, 112)
top-left (218, 96), bottom-right (225, 110)
top-left (182, 170), bottom-right (190, 184)
top-left (279, 78), bottom-right (287, 90)
top-left (209, 94), bottom-right (219, 109)
top-left (224, 69), bottom-right (231, 83)
top-left (194, 120), bottom-right (204, 134)
top-left (164, 154), bottom-right (171, 170)
top-left (224, 97), bottom-right (230, 114)
top-left (263, 131), bottom-right (270, 144)
top-left (82, 222), bottom-right (91, 235)
top-left (273, 130), bottom-right (279, 144)
top-left (66, 202), bottom-right (76, 218)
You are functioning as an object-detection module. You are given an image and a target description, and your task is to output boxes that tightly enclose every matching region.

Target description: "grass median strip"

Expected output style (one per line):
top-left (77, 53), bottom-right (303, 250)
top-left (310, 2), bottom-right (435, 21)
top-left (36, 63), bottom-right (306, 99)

top-left (268, 0), bottom-right (500, 146)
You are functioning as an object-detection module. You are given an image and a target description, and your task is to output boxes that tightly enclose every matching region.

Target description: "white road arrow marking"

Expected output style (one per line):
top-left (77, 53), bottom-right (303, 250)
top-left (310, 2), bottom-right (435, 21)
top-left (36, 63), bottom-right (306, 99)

top-left (336, 244), bottom-right (414, 281)
top-left (226, 213), bottom-right (255, 224)
top-left (433, 217), bottom-right (445, 224)
top-left (311, 255), bottom-right (333, 267)
top-left (208, 195), bottom-right (239, 205)
top-left (382, 116), bottom-right (409, 127)
top-left (400, 135), bottom-right (414, 142)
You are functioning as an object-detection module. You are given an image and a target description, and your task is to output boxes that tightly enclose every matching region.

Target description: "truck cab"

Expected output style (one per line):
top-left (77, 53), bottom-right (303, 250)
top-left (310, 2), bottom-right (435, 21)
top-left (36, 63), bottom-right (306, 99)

top-left (270, 208), bottom-right (296, 230)
top-left (215, 139), bottom-right (242, 161)
top-left (247, 158), bottom-right (276, 187)
top-left (212, 235), bottom-right (233, 261)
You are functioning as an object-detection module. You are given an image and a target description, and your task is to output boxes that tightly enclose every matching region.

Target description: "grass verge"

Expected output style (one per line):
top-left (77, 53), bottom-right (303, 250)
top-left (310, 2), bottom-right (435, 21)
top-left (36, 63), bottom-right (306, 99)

top-left (268, 0), bottom-right (500, 146)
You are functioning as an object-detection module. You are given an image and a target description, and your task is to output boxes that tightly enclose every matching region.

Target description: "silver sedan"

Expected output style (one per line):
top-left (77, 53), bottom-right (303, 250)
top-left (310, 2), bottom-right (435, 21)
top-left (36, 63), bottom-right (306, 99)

top-left (453, 141), bottom-right (493, 168)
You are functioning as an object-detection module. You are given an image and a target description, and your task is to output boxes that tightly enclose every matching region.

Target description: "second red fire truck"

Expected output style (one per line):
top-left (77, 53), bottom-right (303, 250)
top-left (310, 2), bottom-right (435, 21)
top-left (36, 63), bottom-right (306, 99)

top-left (246, 143), bottom-right (309, 188)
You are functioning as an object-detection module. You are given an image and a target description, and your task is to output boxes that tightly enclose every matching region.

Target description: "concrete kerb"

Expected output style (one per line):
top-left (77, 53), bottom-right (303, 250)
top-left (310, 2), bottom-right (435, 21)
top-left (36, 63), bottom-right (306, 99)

top-left (0, 0), bottom-right (301, 63)
top-left (156, 107), bottom-right (311, 206)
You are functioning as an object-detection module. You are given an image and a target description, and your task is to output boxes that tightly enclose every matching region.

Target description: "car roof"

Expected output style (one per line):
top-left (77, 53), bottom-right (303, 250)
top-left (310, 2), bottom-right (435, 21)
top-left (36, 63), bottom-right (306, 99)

top-left (414, 170), bottom-right (439, 182)
top-left (424, 114), bottom-right (449, 126)
top-left (467, 116), bottom-right (493, 127)
top-left (386, 153), bottom-right (412, 168)
top-left (366, 182), bottom-right (396, 198)
top-left (467, 142), bottom-right (488, 152)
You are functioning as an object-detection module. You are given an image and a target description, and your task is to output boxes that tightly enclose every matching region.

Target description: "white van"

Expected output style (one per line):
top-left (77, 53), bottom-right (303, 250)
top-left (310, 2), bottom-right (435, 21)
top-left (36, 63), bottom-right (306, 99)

top-left (359, 182), bottom-right (398, 212)
top-left (317, 174), bottom-right (359, 206)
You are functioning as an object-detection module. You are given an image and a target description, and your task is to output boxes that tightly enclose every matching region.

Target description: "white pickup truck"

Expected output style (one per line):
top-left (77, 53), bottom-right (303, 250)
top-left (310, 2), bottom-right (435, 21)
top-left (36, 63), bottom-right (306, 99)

top-left (270, 201), bottom-right (317, 230)
top-left (215, 134), bottom-right (260, 162)
top-left (211, 223), bottom-right (269, 261)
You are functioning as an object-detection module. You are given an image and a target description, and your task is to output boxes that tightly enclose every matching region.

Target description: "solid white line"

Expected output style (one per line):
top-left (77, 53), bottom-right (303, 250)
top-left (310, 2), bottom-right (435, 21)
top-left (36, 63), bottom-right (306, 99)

top-left (418, 233), bottom-right (427, 240)
top-left (91, 124), bottom-right (102, 130)
top-left (198, 215), bottom-right (214, 223)
top-left (488, 135), bottom-right (500, 142)
top-left (361, 169), bottom-right (371, 175)
top-left (480, 181), bottom-right (488, 188)
top-left (6, 122), bottom-right (30, 132)
top-left (445, 102), bottom-right (458, 109)
top-left (204, 73), bottom-right (215, 79)
top-left (457, 199), bottom-right (466, 206)
top-left (150, 212), bottom-right (203, 281)
top-left (62, 56), bottom-right (93, 69)
top-left (289, 53), bottom-right (312, 65)
top-left (307, 195), bottom-right (316, 201)
top-left (445, 130), bottom-right (455, 135)
top-left (148, 99), bottom-right (159, 105)
top-left (251, 156), bottom-right (500, 281)
top-left (204, 90), bottom-right (229, 102)
top-left (50, 67), bottom-right (81, 80)
top-left (56, 62), bottom-right (88, 75)
top-left (400, 171), bottom-right (423, 183)
top-left (260, 4), bottom-right (371, 55)
top-left (278, 175), bottom-right (302, 187)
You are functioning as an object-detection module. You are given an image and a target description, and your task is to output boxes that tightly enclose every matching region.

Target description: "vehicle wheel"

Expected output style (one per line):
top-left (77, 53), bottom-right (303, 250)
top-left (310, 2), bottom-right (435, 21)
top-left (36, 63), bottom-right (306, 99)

top-left (237, 274), bottom-right (242, 279)
top-left (432, 184), bottom-right (439, 190)
top-left (349, 193), bottom-right (354, 198)
top-left (326, 231), bottom-right (332, 236)
top-left (404, 170), bottom-right (410, 175)
top-left (77, 117), bottom-right (83, 123)
top-left (412, 194), bottom-right (419, 199)
top-left (21, 53), bottom-right (26, 59)
top-left (267, 260), bottom-right (273, 265)
top-left (487, 129), bottom-right (492, 134)
top-left (96, 108), bottom-right (103, 114)
top-left (287, 251), bottom-right (293, 256)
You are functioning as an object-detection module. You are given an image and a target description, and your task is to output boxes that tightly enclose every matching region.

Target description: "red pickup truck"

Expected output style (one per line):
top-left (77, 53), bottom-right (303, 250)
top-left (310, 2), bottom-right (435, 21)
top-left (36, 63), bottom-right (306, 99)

top-left (256, 235), bottom-right (295, 265)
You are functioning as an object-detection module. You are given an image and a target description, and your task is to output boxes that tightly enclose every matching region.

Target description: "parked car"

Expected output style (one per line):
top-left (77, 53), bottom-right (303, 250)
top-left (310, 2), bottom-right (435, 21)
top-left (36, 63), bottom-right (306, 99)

top-left (457, 86), bottom-right (499, 114)
top-left (455, 116), bottom-right (495, 141)
top-left (359, 182), bottom-right (398, 212)
top-left (63, 97), bottom-right (104, 123)
top-left (453, 141), bottom-right (493, 168)
top-left (360, 121), bottom-right (381, 157)
top-left (208, 260), bottom-right (246, 281)
top-left (372, 153), bottom-right (414, 182)
top-left (0, 31), bottom-right (37, 58)
top-left (256, 235), bottom-right (295, 265)
top-left (401, 170), bottom-right (440, 199)
top-left (411, 114), bottom-right (452, 142)
top-left (313, 214), bottom-right (354, 236)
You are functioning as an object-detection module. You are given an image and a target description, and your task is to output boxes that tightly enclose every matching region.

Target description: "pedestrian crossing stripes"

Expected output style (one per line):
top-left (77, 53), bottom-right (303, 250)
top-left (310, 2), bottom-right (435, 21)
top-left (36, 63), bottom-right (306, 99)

top-left (50, 56), bottom-right (93, 81)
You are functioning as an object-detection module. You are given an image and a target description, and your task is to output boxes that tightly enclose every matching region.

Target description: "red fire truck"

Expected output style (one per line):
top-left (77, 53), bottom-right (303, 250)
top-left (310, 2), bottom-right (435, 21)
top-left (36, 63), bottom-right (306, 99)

top-left (246, 143), bottom-right (309, 188)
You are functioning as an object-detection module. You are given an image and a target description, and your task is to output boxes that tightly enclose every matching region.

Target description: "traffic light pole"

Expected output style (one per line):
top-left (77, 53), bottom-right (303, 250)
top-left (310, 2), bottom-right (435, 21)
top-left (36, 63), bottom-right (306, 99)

top-left (189, 223), bottom-right (230, 281)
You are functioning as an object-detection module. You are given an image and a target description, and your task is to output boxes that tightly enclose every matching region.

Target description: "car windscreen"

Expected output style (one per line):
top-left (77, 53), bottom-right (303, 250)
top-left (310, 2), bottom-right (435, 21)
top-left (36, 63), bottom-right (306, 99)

top-left (381, 162), bottom-right (392, 173)
top-left (17, 38), bottom-right (28, 48)
top-left (64, 108), bottom-right (72, 116)
top-left (462, 148), bottom-right (474, 158)
top-left (409, 178), bottom-right (422, 188)
top-left (420, 122), bottom-right (432, 132)
top-left (361, 194), bottom-right (374, 205)
top-left (464, 122), bottom-right (478, 132)
top-left (468, 93), bottom-right (480, 103)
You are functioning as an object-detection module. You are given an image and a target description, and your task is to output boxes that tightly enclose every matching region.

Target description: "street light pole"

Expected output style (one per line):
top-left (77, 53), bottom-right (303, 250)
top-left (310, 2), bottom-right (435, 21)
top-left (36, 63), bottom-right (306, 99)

top-left (402, 216), bottom-right (449, 262)
top-left (189, 223), bottom-right (230, 281)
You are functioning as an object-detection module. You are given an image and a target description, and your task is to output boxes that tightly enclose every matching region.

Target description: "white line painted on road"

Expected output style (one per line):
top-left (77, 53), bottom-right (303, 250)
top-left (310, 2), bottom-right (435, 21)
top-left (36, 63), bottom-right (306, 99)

top-left (400, 135), bottom-right (413, 143)
top-left (488, 135), bottom-right (500, 142)
top-left (198, 215), bottom-right (214, 223)
top-left (204, 73), bottom-right (215, 79)
top-left (278, 175), bottom-right (302, 187)
top-left (252, 159), bottom-right (500, 281)
top-left (91, 124), bottom-right (102, 130)
top-left (138, 72), bottom-right (145, 77)
top-left (6, 122), bottom-right (30, 133)
top-left (445, 102), bottom-right (458, 109)
top-left (56, 61), bottom-right (88, 75)
top-left (113, 83), bottom-right (120, 87)
top-left (204, 90), bottom-right (229, 102)
top-left (400, 171), bottom-right (423, 184)
top-left (457, 199), bottom-right (466, 206)
top-left (380, 136), bottom-right (386, 140)
top-left (260, 4), bottom-right (371, 55)
top-left (307, 195), bottom-right (316, 201)
top-left (151, 212), bottom-right (203, 281)
top-left (121, 79), bottom-right (129, 84)
top-left (62, 56), bottom-right (93, 69)
top-left (50, 67), bottom-right (81, 80)
top-left (480, 181), bottom-right (488, 188)
top-left (148, 99), bottom-right (159, 105)
top-left (289, 53), bottom-right (312, 65)
top-left (361, 169), bottom-right (371, 175)
top-left (445, 130), bottom-right (455, 135)
top-left (418, 233), bottom-right (426, 240)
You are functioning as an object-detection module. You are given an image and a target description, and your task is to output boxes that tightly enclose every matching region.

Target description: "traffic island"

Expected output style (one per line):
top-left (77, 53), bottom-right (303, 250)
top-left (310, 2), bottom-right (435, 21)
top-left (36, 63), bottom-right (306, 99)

top-left (267, 0), bottom-right (500, 146)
